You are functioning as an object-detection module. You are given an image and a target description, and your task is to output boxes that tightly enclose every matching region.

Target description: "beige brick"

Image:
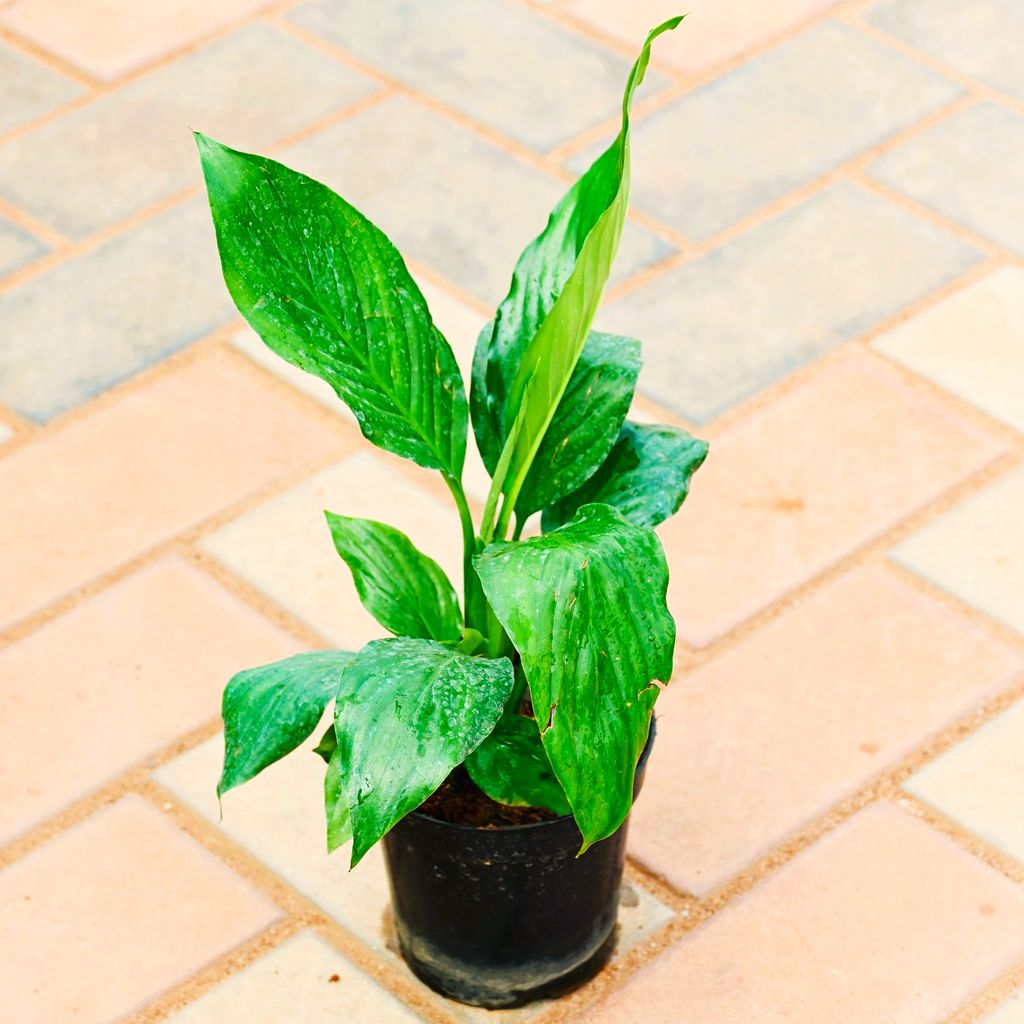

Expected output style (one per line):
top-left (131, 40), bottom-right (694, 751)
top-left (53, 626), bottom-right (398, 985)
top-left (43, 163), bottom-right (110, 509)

top-left (0, 556), bottom-right (301, 844)
top-left (893, 466), bottom-right (1024, 636)
top-left (591, 804), bottom-right (1024, 1024)
top-left (873, 267), bottom-right (1024, 432)
top-left (0, 796), bottom-right (280, 1024)
top-left (0, 348), bottom-right (346, 629)
top-left (985, 990), bottom-right (1024, 1024)
top-left (633, 565), bottom-right (1023, 894)
top-left (166, 931), bottom-right (423, 1023)
top-left (201, 452), bottom-right (463, 649)
top-left (907, 699), bottom-right (1024, 865)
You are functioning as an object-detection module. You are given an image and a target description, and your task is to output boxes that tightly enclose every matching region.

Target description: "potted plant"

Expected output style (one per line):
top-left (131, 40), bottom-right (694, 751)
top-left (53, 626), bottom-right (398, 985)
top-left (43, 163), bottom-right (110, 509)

top-left (197, 15), bottom-right (706, 1009)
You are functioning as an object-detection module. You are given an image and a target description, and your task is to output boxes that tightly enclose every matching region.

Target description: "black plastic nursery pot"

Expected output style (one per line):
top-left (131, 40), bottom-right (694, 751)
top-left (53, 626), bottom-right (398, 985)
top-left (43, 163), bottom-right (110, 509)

top-left (381, 718), bottom-right (656, 1009)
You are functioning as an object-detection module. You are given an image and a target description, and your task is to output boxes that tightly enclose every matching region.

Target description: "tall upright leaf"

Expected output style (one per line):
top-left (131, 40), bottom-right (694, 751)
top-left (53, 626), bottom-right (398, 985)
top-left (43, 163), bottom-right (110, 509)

top-left (543, 422), bottom-right (708, 531)
top-left (335, 638), bottom-right (514, 866)
top-left (472, 17), bottom-right (682, 537)
top-left (219, 650), bottom-right (354, 799)
top-left (196, 133), bottom-right (467, 476)
top-left (474, 505), bottom-right (674, 849)
top-left (325, 512), bottom-right (462, 641)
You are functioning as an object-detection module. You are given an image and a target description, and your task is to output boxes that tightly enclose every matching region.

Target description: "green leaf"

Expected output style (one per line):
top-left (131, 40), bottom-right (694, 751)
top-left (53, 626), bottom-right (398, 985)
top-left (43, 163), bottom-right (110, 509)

top-left (324, 512), bottom-right (461, 641)
top-left (324, 745), bottom-right (352, 853)
top-left (514, 333), bottom-right (641, 521)
top-left (465, 713), bottom-right (571, 816)
top-left (335, 638), bottom-right (514, 866)
top-left (472, 17), bottom-right (682, 539)
top-left (196, 132), bottom-right (467, 476)
top-left (312, 723), bottom-right (337, 764)
top-left (474, 504), bottom-right (674, 850)
top-left (543, 422), bottom-right (708, 531)
top-left (219, 650), bottom-right (354, 799)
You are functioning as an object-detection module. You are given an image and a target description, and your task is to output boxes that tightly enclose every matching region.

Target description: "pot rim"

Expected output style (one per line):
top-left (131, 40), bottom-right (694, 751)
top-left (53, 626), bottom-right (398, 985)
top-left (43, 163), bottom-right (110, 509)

top-left (405, 714), bottom-right (657, 835)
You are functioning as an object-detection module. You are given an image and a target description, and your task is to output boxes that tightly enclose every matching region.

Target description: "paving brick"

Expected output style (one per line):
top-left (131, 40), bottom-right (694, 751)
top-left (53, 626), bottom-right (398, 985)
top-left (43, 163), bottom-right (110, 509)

top-left (0, 214), bottom-right (46, 276)
top-left (590, 803), bottom-right (1024, 1024)
top-left (281, 95), bottom-right (674, 304)
top-left (869, 103), bottom-right (1024, 257)
top-left (657, 347), bottom-right (1006, 647)
top-left (599, 182), bottom-right (980, 423)
top-left (0, 201), bottom-right (235, 420)
top-left (0, 0), bottom-right (284, 81)
top-left (565, 0), bottom-right (840, 78)
top-left (0, 349), bottom-right (345, 629)
top-left (892, 466), bottom-right (1024, 636)
top-left (985, 990), bottom-right (1024, 1024)
top-left (0, 24), bottom-right (378, 238)
top-left (166, 931), bottom-right (422, 1024)
top-left (200, 452), bottom-right (464, 648)
top-left (873, 267), bottom-right (1024, 433)
top-left (0, 796), bottom-right (280, 1024)
top-left (0, 557), bottom-right (301, 845)
top-left (570, 22), bottom-right (960, 241)
top-left (157, 734), bottom-right (673, 1020)
top-left (229, 278), bottom-right (493, 501)
top-left (868, 0), bottom-right (1024, 102)
top-left (288, 0), bottom-right (659, 153)
top-left (0, 40), bottom-right (82, 135)
top-left (633, 565), bottom-right (1023, 895)
top-left (907, 699), bottom-right (1024, 864)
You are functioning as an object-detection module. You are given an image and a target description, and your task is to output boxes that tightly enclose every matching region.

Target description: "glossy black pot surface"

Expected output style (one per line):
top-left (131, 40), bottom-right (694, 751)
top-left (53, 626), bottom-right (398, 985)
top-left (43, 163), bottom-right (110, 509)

top-left (381, 719), bottom-right (656, 1008)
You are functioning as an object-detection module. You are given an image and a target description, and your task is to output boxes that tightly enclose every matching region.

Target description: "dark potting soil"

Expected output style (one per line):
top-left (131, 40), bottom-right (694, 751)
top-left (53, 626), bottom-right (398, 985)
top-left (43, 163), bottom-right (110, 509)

top-left (419, 768), bottom-right (561, 828)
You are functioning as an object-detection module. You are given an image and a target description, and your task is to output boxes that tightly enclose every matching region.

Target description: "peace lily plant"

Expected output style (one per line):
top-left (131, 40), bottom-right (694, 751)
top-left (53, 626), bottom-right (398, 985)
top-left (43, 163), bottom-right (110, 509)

top-left (199, 17), bottom-right (705, 871)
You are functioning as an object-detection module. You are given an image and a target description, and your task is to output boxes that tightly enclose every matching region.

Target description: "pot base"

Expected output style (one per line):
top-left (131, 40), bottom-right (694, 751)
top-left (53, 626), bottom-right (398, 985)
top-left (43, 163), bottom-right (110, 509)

top-left (395, 921), bottom-right (618, 1009)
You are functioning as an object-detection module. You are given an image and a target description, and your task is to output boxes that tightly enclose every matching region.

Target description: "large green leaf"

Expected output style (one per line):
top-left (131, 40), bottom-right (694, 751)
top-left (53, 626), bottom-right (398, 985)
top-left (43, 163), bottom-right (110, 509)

top-left (335, 638), bottom-right (514, 866)
top-left (219, 650), bottom-right (354, 798)
top-left (465, 713), bottom-right (571, 816)
top-left (474, 504), bottom-right (674, 849)
top-left (514, 332), bottom-right (641, 521)
top-left (196, 133), bottom-right (467, 476)
top-left (324, 512), bottom-right (461, 641)
top-left (472, 17), bottom-right (682, 538)
top-left (543, 422), bottom-right (708, 531)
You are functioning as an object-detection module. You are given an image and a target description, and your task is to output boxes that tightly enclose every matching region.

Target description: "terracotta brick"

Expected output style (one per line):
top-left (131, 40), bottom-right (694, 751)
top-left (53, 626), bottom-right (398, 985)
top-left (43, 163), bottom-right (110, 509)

top-left (0, 0), bottom-right (277, 81)
top-left (565, 0), bottom-right (841, 77)
top-left (657, 348), bottom-right (1006, 647)
top-left (633, 565), bottom-right (1023, 895)
top-left (0, 556), bottom-right (301, 844)
top-left (0, 796), bottom-right (280, 1024)
top-left (591, 804), bottom-right (1024, 1024)
top-left (166, 931), bottom-right (423, 1023)
top-left (0, 349), bottom-right (346, 629)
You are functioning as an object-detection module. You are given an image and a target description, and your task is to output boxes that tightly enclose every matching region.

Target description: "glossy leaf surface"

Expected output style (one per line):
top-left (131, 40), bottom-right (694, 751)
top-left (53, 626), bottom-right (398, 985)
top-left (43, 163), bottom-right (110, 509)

top-left (474, 504), bottom-right (674, 849)
top-left (325, 512), bottom-right (461, 641)
top-left (465, 713), bottom-right (571, 816)
top-left (196, 133), bottom-right (467, 475)
top-left (334, 638), bottom-right (514, 866)
top-left (514, 332), bottom-right (641, 520)
top-left (471, 17), bottom-right (682, 535)
top-left (219, 650), bottom-right (354, 798)
top-left (543, 422), bottom-right (709, 531)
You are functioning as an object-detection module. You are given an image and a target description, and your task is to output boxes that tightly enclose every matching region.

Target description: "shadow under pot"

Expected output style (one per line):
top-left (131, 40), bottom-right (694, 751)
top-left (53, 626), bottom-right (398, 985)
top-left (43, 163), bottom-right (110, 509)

top-left (381, 717), bottom-right (657, 1009)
